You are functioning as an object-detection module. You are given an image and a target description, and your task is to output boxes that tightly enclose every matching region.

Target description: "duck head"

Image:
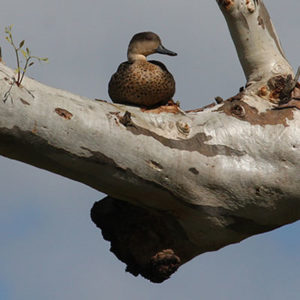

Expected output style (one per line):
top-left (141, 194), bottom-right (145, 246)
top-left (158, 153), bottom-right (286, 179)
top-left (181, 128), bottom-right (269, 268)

top-left (127, 31), bottom-right (177, 62)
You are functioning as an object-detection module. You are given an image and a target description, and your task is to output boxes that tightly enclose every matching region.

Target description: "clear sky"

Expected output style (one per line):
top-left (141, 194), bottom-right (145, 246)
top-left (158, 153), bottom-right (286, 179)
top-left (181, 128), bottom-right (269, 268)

top-left (0, 1), bottom-right (300, 299)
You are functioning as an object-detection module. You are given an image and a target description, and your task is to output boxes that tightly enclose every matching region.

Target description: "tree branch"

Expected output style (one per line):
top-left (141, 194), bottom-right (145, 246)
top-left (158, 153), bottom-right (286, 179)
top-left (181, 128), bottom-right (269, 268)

top-left (217, 0), bottom-right (293, 85)
top-left (1, 0), bottom-right (299, 282)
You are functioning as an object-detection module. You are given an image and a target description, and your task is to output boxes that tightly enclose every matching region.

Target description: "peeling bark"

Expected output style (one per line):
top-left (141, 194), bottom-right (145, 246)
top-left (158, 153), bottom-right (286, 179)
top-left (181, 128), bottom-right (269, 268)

top-left (1, 0), bottom-right (300, 283)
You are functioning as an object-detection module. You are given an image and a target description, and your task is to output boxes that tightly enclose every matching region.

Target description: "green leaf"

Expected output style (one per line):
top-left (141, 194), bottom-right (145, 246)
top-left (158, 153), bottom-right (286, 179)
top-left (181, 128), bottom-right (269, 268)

top-left (29, 62), bottom-right (34, 67)
top-left (21, 49), bottom-right (27, 58)
top-left (5, 25), bottom-right (13, 33)
top-left (19, 40), bottom-right (25, 48)
top-left (40, 57), bottom-right (48, 62)
top-left (26, 47), bottom-right (30, 56)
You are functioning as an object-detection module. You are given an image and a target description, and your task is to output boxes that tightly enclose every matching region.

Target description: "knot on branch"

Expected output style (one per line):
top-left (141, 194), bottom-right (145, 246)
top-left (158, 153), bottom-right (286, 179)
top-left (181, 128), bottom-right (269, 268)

top-left (231, 103), bottom-right (246, 117)
top-left (217, 0), bottom-right (234, 10)
top-left (256, 73), bottom-right (300, 106)
top-left (268, 75), bottom-right (294, 103)
top-left (118, 111), bottom-right (135, 127)
top-left (218, 95), bottom-right (294, 127)
top-left (176, 121), bottom-right (190, 135)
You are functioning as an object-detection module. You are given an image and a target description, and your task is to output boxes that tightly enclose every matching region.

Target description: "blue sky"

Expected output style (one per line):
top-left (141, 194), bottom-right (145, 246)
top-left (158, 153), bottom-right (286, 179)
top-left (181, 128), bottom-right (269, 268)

top-left (1, 1), bottom-right (300, 299)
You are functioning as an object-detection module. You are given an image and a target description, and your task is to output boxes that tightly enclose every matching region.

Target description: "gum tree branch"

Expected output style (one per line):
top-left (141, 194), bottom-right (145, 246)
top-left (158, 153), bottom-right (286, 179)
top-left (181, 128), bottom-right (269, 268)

top-left (217, 0), bottom-right (293, 84)
top-left (0, 0), bottom-right (299, 283)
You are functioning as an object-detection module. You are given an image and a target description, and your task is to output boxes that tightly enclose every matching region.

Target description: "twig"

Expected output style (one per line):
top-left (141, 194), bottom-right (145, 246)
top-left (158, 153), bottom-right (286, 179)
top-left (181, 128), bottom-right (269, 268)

top-left (3, 77), bottom-right (15, 103)
top-left (294, 66), bottom-right (300, 83)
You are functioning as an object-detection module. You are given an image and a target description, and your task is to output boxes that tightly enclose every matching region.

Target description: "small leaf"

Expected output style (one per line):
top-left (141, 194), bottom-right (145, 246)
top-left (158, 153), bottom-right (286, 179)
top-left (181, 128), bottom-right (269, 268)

top-left (19, 40), bottom-right (25, 48)
top-left (5, 36), bottom-right (12, 44)
top-left (26, 47), bottom-right (30, 56)
top-left (40, 57), bottom-right (48, 62)
top-left (29, 62), bottom-right (34, 67)
top-left (21, 49), bottom-right (27, 58)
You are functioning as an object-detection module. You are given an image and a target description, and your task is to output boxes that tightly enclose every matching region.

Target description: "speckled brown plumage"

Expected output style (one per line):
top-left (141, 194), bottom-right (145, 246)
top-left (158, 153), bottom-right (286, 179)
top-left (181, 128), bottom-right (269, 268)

top-left (109, 60), bottom-right (175, 107)
top-left (108, 31), bottom-right (177, 108)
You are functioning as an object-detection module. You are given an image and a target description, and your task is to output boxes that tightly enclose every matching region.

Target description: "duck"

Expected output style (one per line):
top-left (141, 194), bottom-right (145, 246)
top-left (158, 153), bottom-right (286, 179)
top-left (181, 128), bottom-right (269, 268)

top-left (108, 31), bottom-right (177, 107)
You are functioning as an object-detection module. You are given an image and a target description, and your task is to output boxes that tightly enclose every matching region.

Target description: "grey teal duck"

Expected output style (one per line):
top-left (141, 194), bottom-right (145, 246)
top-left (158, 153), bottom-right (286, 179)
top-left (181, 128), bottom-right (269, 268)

top-left (108, 32), bottom-right (177, 107)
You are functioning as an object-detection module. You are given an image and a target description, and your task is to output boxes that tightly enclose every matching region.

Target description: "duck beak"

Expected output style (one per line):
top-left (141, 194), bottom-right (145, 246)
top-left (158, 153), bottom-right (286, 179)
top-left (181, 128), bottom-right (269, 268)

top-left (155, 44), bottom-right (177, 56)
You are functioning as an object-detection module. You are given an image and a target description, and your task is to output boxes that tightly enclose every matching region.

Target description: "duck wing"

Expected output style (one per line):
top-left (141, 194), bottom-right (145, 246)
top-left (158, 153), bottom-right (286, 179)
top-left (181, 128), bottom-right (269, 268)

top-left (115, 61), bottom-right (132, 72)
top-left (148, 60), bottom-right (170, 72)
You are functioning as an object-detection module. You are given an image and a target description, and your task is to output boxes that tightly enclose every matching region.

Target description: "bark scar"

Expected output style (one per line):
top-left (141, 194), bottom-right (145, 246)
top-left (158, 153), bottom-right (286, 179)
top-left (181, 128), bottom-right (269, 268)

top-left (189, 168), bottom-right (199, 175)
top-left (218, 0), bottom-right (234, 10)
top-left (19, 98), bottom-right (30, 105)
top-left (119, 111), bottom-right (135, 127)
top-left (218, 98), bottom-right (294, 127)
top-left (54, 108), bottom-right (73, 120)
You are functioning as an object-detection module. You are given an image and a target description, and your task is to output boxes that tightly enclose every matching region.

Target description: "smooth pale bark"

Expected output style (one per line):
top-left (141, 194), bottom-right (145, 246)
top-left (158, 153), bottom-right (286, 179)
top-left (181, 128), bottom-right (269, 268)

top-left (0, 0), bottom-right (299, 283)
top-left (218, 0), bottom-right (293, 84)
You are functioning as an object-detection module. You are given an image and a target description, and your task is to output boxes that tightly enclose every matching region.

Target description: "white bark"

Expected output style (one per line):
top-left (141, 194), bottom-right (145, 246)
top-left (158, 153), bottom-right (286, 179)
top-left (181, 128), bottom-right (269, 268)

top-left (217, 0), bottom-right (293, 85)
top-left (0, 0), bottom-right (299, 282)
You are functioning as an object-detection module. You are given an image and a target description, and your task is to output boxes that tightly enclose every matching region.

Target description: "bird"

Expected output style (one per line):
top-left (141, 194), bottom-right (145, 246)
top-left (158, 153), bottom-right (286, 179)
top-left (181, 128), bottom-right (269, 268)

top-left (108, 31), bottom-right (177, 108)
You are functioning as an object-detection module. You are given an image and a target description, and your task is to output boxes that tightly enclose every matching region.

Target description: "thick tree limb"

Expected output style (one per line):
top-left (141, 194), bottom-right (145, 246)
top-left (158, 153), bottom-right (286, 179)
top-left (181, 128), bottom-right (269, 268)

top-left (1, 0), bottom-right (300, 282)
top-left (217, 0), bottom-right (293, 85)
